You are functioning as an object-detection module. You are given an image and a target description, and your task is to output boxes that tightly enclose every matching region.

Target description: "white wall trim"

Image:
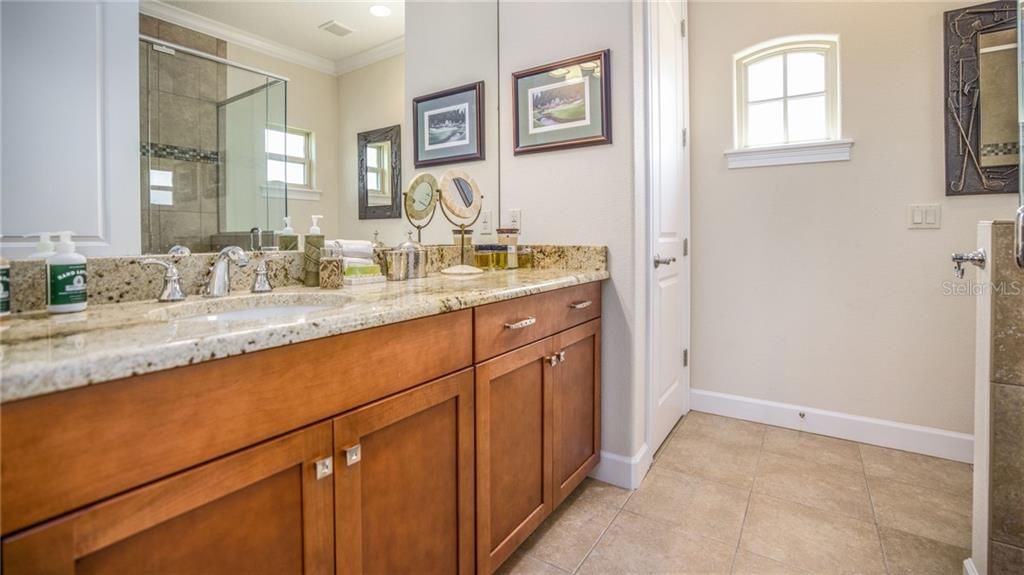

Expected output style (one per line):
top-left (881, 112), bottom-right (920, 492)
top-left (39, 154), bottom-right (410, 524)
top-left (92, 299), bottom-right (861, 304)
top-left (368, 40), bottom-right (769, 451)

top-left (335, 37), bottom-right (405, 76)
top-left (690, 389), bottom-right (973, 463)
top-left (261, 185), bottom-right (321, 202)
top-left (725, 138), bottom-right (854, 169)
top-left (140, 0), bottom-right (337, 75)
top-left (963, 558), bottom-right (979, 575)
top-left (590, 444), bottom-right (653, 490)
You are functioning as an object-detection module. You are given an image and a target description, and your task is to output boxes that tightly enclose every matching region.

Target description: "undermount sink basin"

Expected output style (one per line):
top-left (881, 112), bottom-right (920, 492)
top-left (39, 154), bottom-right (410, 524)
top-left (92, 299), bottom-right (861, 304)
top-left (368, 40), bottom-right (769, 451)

top-left (147, 293), bottom-right (348, 324)
top-left (179, 305), bottom-right (332, 323)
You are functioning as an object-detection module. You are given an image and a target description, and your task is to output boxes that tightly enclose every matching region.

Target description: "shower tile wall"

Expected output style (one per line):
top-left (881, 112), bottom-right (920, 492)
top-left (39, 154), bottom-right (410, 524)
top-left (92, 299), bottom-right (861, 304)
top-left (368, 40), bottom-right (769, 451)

top-left (140, 15), bottom-right (226, 254)
top-left (989, 222), bottom-right (1024, 574)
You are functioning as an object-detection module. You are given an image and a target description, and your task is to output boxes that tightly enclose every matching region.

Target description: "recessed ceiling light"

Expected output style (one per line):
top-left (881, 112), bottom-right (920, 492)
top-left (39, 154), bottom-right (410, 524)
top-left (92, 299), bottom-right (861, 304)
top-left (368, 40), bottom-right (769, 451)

top-left (369, 5), bottom-right (391, 17)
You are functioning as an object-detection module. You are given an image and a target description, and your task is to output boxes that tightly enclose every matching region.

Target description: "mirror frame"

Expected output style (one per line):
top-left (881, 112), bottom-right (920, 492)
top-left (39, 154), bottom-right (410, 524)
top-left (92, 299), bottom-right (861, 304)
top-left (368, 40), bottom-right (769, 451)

top-left (358, 124), bottom-right (402, 219)
top-left (943, 1), bottom-right (1019, 196)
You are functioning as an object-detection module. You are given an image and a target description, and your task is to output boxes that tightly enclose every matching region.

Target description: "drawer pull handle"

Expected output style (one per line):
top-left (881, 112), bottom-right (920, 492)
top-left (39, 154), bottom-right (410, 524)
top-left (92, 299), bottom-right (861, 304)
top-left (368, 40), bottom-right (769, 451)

top-left (504, 317), bottom-right (537, 330)
top-left (569, 300), bottom-right (592, 310)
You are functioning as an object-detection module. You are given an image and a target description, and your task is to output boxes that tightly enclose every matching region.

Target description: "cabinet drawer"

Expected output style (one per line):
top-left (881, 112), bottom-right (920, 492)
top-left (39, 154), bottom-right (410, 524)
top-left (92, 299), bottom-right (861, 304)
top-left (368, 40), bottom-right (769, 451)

top-left (474, 283), bottom-right (601, 361)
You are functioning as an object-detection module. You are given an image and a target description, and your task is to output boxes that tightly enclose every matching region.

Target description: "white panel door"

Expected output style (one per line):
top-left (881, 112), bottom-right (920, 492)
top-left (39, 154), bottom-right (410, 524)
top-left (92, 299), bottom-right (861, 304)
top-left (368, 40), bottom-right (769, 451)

top-left (1, 1), bottom-right (140, 257)
top-left (649, 0), bottom-right (691, 454)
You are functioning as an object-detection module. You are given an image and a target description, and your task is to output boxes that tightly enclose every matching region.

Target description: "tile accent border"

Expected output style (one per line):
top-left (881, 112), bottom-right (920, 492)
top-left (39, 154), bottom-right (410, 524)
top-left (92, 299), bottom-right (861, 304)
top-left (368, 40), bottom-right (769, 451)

top-left (690, 388), bottom-right (973, 463)
top-left (141, 142), bottom-right (220, 164)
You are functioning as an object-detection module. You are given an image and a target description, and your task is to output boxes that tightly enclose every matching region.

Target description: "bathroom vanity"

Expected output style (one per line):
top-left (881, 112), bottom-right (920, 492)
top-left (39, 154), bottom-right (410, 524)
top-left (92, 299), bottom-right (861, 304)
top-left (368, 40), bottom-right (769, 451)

top-left (0, 271), bottom-right (605, 574)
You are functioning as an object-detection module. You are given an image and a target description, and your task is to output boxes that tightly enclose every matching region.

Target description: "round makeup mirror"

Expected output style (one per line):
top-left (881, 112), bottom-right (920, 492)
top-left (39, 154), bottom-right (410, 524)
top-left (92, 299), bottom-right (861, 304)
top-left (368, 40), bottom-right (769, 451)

top-left (439, 170), bottom-right (482, 221)
top-left (404, 173), bottom-right (438, 222)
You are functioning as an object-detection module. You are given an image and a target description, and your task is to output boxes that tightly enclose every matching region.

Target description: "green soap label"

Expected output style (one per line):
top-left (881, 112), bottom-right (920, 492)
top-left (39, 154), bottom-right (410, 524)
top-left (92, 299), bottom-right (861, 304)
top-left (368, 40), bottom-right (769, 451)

top-left (0, 267), bottom-right (9, 313)
top-left (49, 263), bottom-right (87, 306)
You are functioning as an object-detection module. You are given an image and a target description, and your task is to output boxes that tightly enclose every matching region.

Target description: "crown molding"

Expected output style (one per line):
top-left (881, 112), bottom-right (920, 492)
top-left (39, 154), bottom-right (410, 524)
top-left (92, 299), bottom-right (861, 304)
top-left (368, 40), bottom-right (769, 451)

top-left (335, 36), bottom-right (405, 76)
top-left (140, 0), bottom-right (337, 75)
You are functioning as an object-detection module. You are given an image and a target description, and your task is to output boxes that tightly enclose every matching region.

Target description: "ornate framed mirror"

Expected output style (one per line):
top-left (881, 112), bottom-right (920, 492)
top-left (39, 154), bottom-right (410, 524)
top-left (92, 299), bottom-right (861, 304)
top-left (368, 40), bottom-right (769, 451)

top-left (944, 1), bottom-right (1019, 196)
top-left (358, 125), bottom-right (402, 219)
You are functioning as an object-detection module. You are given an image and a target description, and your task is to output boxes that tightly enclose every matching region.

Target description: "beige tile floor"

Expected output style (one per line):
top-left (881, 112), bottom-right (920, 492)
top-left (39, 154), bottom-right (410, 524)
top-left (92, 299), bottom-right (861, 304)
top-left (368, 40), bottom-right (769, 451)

top-left (498, 411), bottom-right (973, 575)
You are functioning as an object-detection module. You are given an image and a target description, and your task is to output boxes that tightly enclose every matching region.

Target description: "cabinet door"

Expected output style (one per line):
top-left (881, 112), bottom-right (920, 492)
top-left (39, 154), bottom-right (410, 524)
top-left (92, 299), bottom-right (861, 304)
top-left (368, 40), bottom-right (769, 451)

top-left (2, 423), bottom-right (335, 575)
top-left (552, 319), bottom-right (602, 506)
top-left (334, 368), bottom-right (475, 575)
top-left (476, 338), bottom-right (556, 574)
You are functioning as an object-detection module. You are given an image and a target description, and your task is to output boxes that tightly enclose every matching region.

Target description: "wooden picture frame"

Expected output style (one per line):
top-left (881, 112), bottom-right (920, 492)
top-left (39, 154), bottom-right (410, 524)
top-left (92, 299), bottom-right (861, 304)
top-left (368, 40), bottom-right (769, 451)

top-left (512, 50), bottom-right (611, 155)
top-left (413, 81), bottom-right (485, 168)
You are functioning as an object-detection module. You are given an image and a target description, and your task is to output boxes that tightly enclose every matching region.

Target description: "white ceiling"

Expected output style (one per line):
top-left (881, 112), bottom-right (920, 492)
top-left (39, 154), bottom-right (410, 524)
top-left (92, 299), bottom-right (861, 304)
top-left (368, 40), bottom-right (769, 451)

top-left (157, 0), bottom-right (404, 71)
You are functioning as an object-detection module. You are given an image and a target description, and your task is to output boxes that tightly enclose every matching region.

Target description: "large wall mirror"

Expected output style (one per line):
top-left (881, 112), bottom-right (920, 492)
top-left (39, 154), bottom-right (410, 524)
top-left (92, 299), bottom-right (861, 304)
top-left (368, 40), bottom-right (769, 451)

top-left (0, 0), bottom-right (500, 256)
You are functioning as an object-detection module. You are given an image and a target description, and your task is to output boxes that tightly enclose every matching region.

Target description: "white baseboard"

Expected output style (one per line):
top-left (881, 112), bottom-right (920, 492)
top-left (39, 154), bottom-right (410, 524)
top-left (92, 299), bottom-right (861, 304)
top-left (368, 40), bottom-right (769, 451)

top-left (963, 557), bottom-right (979, 575)
top-left (690, 389), bottom-right (973, 463)
top-left (590, 443), bottom-right (652, 490)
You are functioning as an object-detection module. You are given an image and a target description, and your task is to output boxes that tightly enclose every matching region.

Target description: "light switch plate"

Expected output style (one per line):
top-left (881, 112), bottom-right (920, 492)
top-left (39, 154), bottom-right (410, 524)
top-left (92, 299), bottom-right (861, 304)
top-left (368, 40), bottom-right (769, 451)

top-left (480, 210), bottom-right (493, 234)
top-left (508, 209), bottom-right (523, 232)
top-left (907, 204), bottom-right (941, 229)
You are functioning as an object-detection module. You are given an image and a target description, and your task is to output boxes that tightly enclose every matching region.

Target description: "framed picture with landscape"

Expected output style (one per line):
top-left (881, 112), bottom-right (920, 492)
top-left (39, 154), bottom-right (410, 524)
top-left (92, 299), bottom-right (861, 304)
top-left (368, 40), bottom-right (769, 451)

top-left (413, 81), bottom-right (485, 168)
top-left (513, 49), bottom-right (611, 155)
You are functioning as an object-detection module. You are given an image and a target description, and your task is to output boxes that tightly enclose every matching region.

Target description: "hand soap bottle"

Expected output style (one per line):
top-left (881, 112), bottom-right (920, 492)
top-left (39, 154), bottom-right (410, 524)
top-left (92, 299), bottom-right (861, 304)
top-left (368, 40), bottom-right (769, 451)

top-left (27, 233), bottom-right (56, 260)
top-left (276, 216), bottom-right (299, 251)
top-left (47, 231), bottom-right (88, 314)
top-left (304, 215), bottom-right (324, 287)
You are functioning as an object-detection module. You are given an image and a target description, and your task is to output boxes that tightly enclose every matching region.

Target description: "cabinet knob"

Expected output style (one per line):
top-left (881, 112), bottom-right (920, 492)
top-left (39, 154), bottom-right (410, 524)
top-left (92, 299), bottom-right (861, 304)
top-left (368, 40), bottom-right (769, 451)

top-left (548, 355), bottom-right (560, 367)
top-left (314, 456), bottom-right (334, 480)
top-left (558, 351), bottom-right (566, 362)
top-left (345, 445), bottom-right (362, 466)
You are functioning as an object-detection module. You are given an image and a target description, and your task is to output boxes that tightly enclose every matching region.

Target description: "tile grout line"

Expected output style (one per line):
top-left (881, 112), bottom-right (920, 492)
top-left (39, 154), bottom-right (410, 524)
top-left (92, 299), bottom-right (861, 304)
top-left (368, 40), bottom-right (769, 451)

top-left (728, 426), bottom-right (767, 573)
top-left (570, 504), bottom-right (625, 574)
top-left (860, 443), bottom-right (892, 575)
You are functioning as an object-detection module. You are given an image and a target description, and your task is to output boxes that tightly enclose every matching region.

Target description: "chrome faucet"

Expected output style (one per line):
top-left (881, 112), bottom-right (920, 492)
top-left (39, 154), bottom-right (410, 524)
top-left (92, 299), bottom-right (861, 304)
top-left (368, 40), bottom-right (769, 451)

top-left (205, 246), bottom-right (249, 297)
top-left (140, 259), bottom-right (186, 302)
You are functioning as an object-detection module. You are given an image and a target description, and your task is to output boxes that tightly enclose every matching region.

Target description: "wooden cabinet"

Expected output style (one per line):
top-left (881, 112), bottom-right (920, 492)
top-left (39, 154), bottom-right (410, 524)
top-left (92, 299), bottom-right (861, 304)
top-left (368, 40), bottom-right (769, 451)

top-left (552, 320), bottom-right (602, 506)
top-left (2, 423), bottom-right (335, 575)
top-left (475, 338), bottom-right (556, 573)
top-left (334, 369), bottom-right (475, 575)
top-left (475, 318), bottom-right (602, 573)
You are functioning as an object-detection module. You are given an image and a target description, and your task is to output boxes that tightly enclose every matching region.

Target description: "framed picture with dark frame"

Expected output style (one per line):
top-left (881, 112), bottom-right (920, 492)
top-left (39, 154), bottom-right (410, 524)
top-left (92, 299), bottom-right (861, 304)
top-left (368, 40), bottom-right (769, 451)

top-left (513, 49), bottom-right (611, 155)
top-left (413, 81), bottom-right (485, 168)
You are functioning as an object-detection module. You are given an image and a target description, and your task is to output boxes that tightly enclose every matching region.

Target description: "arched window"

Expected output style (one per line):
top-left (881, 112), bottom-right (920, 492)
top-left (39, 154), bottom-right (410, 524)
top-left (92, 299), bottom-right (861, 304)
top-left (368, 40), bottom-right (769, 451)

top-left (734, 35), bottom-right (840, 149)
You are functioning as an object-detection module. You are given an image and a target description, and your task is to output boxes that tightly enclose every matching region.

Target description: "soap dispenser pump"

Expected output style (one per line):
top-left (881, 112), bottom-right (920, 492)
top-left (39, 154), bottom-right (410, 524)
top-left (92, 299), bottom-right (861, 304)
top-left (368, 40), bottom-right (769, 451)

top-left (27, 233), bottom-right (56, 260)
top-left (276, 216), bottom-right (299, 250)
top-left (303, 215), bottom-right (325, 287)
top-left (47, 231), bottom-right (88, 314)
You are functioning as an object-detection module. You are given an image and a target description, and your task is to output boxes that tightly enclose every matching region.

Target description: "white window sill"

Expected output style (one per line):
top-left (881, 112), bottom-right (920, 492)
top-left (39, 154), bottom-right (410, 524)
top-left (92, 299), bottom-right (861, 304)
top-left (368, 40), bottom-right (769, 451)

top-left (261, 185), bottom-right (322, 201)
top-left (725, 139), bottom-right (854, 169)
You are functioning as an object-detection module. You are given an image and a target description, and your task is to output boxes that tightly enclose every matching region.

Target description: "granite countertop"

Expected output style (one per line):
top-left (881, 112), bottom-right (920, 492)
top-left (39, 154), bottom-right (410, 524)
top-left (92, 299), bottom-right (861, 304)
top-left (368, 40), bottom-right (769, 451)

top-left (0, 268), bottom-right (609, 403)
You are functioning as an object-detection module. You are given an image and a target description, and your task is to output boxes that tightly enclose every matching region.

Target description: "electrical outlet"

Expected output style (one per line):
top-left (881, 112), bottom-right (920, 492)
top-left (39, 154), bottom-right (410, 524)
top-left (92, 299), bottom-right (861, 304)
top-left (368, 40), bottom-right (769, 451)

top-left (480, 210), bottom-right (493, 234)
top-left (508, 209), bottom-right (523, 232)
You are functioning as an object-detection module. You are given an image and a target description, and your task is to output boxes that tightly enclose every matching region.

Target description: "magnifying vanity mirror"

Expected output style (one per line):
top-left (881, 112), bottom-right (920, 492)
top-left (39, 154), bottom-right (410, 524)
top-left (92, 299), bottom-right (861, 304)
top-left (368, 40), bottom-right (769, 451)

top-left (403, 173), bottom-right (438, 242)
top-left (438, 170), bottom-right (483, 275)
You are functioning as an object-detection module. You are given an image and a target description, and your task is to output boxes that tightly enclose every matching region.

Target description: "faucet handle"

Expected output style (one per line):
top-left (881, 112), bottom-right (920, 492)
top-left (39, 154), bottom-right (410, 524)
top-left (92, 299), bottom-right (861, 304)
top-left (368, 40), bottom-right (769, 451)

top-left (251, 258), bottom-right (273, 293)
top-left (140, 258), bottom-right (186, 302)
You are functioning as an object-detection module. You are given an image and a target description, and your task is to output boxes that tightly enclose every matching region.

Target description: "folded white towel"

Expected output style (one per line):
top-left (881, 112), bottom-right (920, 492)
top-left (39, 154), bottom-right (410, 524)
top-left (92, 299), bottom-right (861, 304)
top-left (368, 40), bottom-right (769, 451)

top-left (328, 239), bottom-right (374, 258)
top-left (342, 257), bottom-right (375, 269)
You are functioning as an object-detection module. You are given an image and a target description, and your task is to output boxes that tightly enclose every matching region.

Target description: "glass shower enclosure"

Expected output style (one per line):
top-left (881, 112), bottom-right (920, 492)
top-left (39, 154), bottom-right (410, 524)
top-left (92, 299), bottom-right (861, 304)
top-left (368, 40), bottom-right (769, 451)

top-left (139, 35), bottom-right (287, 254)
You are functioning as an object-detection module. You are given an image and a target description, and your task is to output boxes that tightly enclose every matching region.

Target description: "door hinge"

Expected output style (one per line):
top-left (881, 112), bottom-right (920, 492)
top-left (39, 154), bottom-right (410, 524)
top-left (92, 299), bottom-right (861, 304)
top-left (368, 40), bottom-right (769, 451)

top-left (681, 19), bottom-right (687, 38)
top-left (683, 238), bottom-right (689, 257)
top-left (682, 128), bottom-right (688, 147)
top-left (683, 348), bottom-right (689, 367)
top-left (345, 445), bottom-right (362, 466)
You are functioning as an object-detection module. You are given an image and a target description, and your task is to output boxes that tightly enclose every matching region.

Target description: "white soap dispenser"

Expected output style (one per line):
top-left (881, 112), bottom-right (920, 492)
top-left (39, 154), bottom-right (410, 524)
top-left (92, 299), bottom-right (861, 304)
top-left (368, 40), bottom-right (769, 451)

top-left (27, 233), bottom-right (56, 260)
top-left (46, 231), bottom-right (88, 314)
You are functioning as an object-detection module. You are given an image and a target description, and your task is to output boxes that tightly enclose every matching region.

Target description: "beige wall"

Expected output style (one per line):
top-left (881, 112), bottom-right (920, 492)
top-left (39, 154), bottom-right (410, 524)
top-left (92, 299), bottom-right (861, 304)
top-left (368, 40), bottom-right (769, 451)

top-left (227, 43), bottom-right (341, 238)
top-left (335, 54), bottom-right (405, 244)
top-left (498, 1), bottom-right (640, 458)
top-left (690, 1), bottom-right (1018, 434)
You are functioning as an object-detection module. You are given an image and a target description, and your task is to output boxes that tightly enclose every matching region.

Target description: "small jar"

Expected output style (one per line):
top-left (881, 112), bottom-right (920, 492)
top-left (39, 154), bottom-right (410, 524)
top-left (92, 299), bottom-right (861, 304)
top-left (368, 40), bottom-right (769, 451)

top-left (518, 246), bottom-right (534, 269)
top-left (319, 247), bottom-right (343, 289)
top-left (496, 228), bottom-right (519, 246)
top-left (474, 246), bottom-right (495, 270)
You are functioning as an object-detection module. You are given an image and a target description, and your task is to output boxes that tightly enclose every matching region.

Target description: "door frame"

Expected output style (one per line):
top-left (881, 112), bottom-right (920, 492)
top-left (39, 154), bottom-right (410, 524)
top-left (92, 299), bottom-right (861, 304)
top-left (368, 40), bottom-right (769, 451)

top-left (635, 0), bottom-right (692, 480)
